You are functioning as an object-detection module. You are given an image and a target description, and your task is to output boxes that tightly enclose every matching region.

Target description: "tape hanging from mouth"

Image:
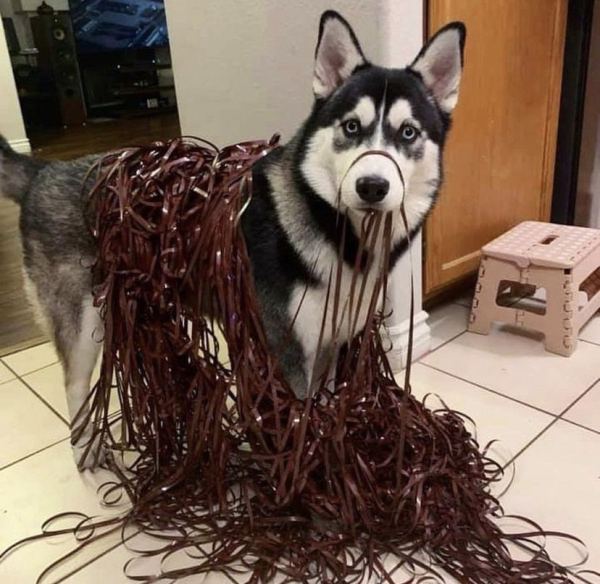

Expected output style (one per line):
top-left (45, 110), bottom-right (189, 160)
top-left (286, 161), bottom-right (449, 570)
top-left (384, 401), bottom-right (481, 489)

top-left (1, 136), bottom-right (594, 584)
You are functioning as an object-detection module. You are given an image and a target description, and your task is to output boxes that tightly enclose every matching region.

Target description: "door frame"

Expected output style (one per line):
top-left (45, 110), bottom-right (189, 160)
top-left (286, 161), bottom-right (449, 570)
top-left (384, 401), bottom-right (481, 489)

top-left (551, 0), bottom-right (595, 225)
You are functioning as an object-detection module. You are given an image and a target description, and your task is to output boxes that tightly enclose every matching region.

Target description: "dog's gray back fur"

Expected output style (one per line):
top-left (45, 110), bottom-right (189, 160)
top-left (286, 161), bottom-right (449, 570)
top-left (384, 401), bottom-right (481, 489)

top-left (1, 138), bottom-right (100, 360)
top-left (0, 137), bottom-right (47, 204)
top-left (0, 135), bottom-right (314, 391)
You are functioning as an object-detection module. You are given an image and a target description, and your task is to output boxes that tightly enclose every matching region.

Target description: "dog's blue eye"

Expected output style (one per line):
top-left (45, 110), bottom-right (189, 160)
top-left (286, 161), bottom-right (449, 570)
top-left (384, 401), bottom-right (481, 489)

top-left (400, 124), bottom-right (419, 142)
top-left (342, 119), bottom-right (361, 136)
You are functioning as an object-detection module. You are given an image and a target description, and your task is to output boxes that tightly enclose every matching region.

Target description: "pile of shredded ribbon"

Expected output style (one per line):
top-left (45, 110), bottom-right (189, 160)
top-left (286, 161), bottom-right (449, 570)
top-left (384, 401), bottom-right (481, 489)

top-left (14, 136), bottom-right (595, 583)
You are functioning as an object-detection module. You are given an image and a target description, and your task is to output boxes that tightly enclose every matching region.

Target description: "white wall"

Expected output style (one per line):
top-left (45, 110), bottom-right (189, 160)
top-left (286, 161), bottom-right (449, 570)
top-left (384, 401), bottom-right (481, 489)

top-left (165, 1), bottom-right (425, 144)
top-left (576, 0), bottom-right (600, 229)
top-left (166, 1), bottom-right (386, 144)
top-left (0, 19), bottom-right (29, 151)
top-left (165, 0), bottom-right (428, 368)
top-left (380, 1), bottom-right (429, 368)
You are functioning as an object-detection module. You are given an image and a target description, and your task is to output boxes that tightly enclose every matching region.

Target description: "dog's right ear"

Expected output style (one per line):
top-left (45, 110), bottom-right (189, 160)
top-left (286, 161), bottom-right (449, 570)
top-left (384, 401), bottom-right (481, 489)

top-left (411, 22), bottom-right (466, 114)
top-left (313, 11), bottom-right (367, 100)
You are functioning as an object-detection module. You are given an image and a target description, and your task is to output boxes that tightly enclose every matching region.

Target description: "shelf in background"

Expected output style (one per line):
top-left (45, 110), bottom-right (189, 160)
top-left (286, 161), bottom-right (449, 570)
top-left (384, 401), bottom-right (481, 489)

top-left (113, 84), bottom-right (175, 96)
top-left (116, 64), bottom-right (173, 73)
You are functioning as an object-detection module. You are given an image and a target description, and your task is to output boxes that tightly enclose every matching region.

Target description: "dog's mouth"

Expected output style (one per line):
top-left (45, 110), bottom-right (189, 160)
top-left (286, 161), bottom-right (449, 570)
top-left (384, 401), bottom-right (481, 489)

top-left (355, 207), bottom-right (379, 215)
top-left (353, 203), bottom-right (387, 214)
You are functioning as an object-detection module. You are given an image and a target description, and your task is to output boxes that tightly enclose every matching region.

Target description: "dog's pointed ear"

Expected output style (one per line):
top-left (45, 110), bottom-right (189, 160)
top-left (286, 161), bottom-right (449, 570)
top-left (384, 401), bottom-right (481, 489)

top-left (313, 11), bottom-right (367, 100)
top-left (411, 22), bottom-right (466, 113)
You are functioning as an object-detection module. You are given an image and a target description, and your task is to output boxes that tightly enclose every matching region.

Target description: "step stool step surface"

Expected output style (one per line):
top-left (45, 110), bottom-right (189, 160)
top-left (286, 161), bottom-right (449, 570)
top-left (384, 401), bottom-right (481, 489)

top-left (483, 221), bottom-right (600, 269)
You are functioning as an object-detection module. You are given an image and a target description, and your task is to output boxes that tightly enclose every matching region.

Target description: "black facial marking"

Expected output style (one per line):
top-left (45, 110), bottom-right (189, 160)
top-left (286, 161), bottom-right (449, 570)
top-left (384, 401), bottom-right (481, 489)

top-left (333, 120), bottom-right (377, 153)
top-left (293, 62), bottom-right (453, 269)
top-left (410, 143), bottom-right (425, 161)
top-left (244, 151), bottom-right (319, 291)
top-left (388, 222), bottom-right (425, 271)
top-left (385, 127), bottom-right (426, 161)
top-left (290, 162), bottom-right (369, 270)
top-left (309, 66), bottom-right (447, 148)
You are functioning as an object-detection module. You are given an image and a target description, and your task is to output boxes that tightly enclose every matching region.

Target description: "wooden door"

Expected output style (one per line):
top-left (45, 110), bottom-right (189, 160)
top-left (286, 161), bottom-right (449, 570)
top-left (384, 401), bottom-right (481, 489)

top-left (424, 0), bottom-right (568, 296)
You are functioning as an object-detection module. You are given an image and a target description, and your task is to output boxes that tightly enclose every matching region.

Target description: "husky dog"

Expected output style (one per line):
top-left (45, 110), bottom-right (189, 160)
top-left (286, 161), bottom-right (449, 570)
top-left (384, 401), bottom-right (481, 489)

top-left (0, 11), bottom-right (465, 469)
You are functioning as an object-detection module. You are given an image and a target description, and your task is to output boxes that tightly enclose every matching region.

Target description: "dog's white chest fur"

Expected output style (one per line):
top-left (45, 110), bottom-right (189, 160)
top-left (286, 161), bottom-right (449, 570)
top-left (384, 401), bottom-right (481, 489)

top-left (288, 244), bottom-right (386, 388)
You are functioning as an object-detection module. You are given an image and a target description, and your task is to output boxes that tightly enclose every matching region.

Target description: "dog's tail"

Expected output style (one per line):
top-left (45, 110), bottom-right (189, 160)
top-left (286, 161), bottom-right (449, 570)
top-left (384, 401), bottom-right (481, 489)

top-left (0, 135), bottom-right (44, 204)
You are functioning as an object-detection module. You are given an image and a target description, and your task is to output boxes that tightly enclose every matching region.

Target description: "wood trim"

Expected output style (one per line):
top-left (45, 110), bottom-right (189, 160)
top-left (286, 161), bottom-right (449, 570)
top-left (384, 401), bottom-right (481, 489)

top-left (425, 268), bottom-right (477, 301)
top-left (423, 0), bottom-right (431, 41)
top-left (539, 0), bottom-right (569, 222)
top-left (550, 0), bottom-right (595, 224)
top-left (441, 249), bottom-right (481, 272)
top-left (423, 272), bottom-right (477, 307)
top-left (8, 138), bottom-right (31, 154)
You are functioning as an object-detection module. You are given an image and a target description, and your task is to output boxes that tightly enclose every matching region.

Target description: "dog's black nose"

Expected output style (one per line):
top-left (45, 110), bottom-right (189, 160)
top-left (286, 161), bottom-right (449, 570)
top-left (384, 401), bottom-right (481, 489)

top-left (356, 176), bottom-right (389, 203)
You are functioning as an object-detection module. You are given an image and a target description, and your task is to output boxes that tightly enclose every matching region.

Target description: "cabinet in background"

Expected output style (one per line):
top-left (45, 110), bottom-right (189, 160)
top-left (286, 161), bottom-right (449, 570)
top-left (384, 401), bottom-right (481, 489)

top-left (424, 0), bottom-right (568, 297)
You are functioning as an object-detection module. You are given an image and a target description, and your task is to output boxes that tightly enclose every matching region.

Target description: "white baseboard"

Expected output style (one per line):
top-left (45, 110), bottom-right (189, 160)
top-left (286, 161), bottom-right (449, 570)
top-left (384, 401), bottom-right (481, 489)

top-left (386, 310), bottom-right (431, 373)
top-left (9, 138), bottom-right (32, 154)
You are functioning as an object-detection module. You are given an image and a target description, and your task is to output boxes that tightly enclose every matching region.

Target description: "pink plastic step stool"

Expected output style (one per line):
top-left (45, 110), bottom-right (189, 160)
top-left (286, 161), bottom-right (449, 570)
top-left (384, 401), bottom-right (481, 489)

top-left (469, 221), bottom-right (600, 356)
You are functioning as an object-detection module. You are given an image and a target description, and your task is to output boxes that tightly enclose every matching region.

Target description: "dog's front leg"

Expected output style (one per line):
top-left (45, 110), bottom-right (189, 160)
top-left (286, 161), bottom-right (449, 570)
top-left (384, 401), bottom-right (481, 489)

top-left (61, 298), bottom-right (106, 470)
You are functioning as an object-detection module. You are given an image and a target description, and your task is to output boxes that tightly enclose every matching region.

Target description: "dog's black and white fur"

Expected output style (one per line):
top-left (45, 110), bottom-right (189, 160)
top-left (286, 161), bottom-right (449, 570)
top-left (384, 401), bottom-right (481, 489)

top-left (0, 11), bottom-right (465, 469)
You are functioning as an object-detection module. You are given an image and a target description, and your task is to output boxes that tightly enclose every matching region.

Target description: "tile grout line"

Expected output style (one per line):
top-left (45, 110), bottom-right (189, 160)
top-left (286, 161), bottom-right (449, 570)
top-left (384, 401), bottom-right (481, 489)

top-left (421, 358), bottom-right (600, 437)
top-left (414, 361), bottom-right (568, 477)
top-left (0, 436), bottom-right (71, 472)
top-left (555, 374), bottom-right (600, 434)
top-left (417, 330), bottom-right (468, 363)
top-left (420, 317), bottom-right (600, 436)
top-left (500, 415), bottom-right (561, 471)
top-left (419, 362), bottom-right (561, 419)
top-left (1, 409), bottom-right (122, 472)
top-left (1, 361), bottom-right (69, 426)
top-left (474, 374), bottom-right (599, 473)
top-left (0, 338), bottom-right (50, 360)
top-left (498, 379), bottom-right (600, 471)
top-left (0, 376), bottom-right (20, 386)
top-left (559, 416), bottom-right (600, 437)
top-left (0, 359), bottom-right (61, 379)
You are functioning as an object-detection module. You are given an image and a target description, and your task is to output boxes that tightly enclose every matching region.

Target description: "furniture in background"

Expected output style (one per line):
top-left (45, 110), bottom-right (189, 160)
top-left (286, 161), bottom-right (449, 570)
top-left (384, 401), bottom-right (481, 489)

top-left (30, 11), bottom-right (86, 126)
top-left (79, 47), bottom-right (176, 119)
top-left (2, 17), bottom-right (20, 54)
top-left (424, 0), bottom-right (569, 299)
top-left (11, 7), bottom-right (176, 129)
top-left (469, 221), bottom-right (600, 356)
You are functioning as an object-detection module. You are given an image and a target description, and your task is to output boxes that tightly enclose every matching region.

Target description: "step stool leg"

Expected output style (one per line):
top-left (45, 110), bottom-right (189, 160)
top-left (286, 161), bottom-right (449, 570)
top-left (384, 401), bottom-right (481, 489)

top-left (544, 333), bottom-right (577, 357)
top-left (543, 271), bottom-right (576, 357)
top-left (469, 258), bottom-right (494, 335)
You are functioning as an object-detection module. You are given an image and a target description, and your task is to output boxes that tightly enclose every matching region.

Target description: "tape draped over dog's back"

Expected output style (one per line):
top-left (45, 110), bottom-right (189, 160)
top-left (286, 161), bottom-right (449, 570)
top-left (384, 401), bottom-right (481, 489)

top-left (74, 137), bottom-right (583, 583)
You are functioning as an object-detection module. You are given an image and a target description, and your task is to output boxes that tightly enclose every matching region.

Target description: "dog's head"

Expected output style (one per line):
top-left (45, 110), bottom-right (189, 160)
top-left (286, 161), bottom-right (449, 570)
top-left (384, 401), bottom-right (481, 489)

top-left (297, 11), bottom-right (465, 222)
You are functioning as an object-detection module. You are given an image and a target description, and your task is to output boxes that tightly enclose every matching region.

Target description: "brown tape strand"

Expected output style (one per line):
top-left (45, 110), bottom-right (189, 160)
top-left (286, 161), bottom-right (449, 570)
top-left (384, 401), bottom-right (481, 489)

top-left (1, 137), bottom-right (595, 584)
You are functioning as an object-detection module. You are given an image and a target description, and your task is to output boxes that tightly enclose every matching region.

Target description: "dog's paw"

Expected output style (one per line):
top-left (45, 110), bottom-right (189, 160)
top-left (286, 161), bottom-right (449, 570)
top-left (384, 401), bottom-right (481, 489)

top-left (72, 432), bottom-right (109, 471)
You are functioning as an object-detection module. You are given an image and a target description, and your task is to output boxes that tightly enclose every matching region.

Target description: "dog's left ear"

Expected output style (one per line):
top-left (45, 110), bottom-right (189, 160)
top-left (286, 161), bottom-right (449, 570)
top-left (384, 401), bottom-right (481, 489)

top-left (313, 11), bottom-right (367, 100)
top-left (411, 22), bottom-right (466, 113)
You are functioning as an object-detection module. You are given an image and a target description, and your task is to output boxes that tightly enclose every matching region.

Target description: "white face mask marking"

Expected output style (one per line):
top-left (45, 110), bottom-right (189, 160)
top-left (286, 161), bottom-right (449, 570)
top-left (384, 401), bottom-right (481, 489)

top-left (301, 94), bottom-right (440, 236)
top-left (342, 97), bottom-right (376, 128)
top-left (388, 99), bottom-right (416, 131)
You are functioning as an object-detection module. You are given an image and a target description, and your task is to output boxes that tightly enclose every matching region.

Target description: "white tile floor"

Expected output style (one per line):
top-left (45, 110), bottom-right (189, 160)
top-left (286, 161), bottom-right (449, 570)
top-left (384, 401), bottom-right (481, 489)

top-left (1, 293), bottom-right (599, 582)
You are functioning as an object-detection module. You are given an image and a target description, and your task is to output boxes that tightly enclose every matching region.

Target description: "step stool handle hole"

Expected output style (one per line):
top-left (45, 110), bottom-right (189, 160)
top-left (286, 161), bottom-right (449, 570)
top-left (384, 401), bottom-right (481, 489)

top-left (540, 235), bottom-right (558, 245)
